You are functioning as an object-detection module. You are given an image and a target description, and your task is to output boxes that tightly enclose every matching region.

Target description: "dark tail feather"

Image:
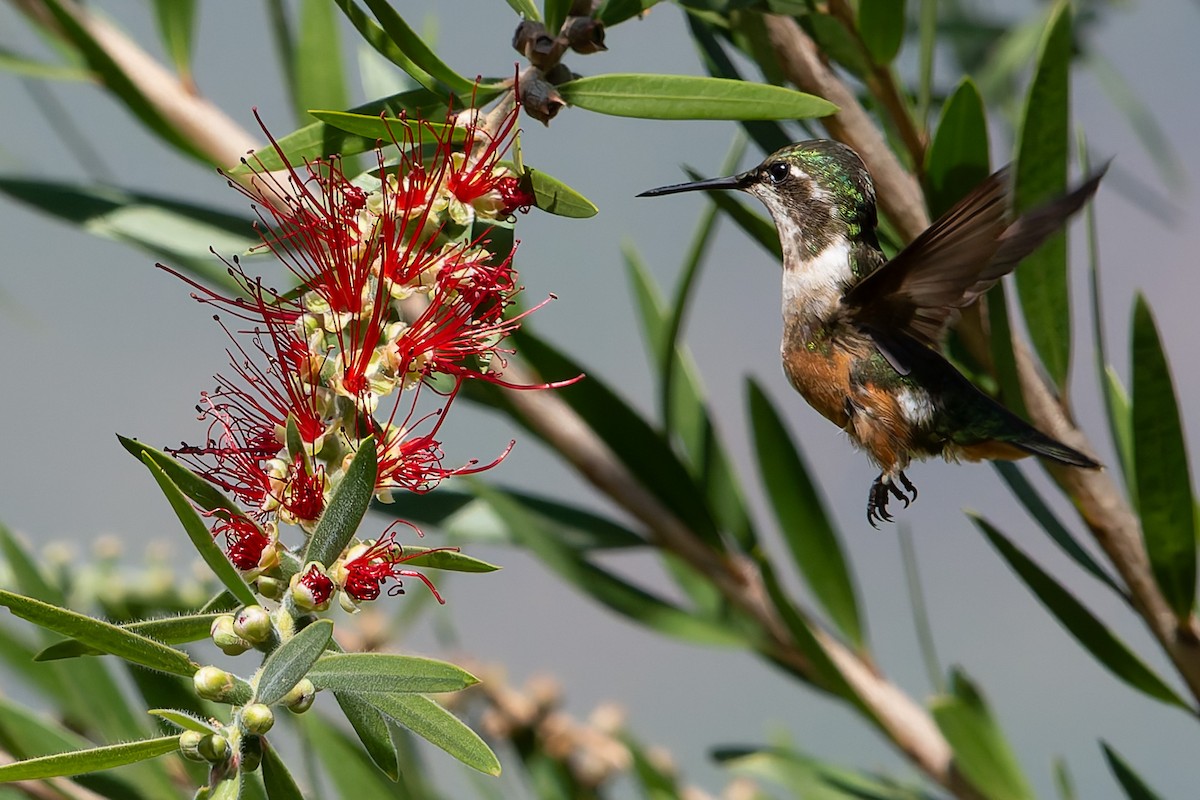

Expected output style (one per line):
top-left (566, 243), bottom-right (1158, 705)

top-left (1010, 428), bottom-right (1101, 469)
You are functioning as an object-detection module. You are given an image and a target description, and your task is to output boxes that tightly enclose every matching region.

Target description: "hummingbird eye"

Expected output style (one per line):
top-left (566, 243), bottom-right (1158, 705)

top-left (766, 162), bottom-right (790, 184)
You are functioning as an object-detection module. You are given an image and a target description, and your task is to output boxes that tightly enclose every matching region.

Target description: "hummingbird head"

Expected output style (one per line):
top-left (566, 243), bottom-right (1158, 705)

top-left (639, 139), bottom-right (878, 256)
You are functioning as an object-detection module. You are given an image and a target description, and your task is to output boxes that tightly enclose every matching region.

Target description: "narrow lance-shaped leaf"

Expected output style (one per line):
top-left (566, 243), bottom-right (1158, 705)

top-left (1013, 0), bottom-right (1073, 389)
top-left (931, 669), bottom-right (1035, 800)
top-left (361, 0), bottom-right (490, 95)
top-left (148, 709), bottom-right (220, 735)
top-left (308, 652), bottom-right (478, 694)
top-left (556, 74), bottom-right (838, 120)
top-left (334, 691), bottom-right (400, 781)
top-left (255, 619), bottom-right (334, 706)
top-left (119, 436), bottom-right (243, 516)
top-left (141, 454), bottom-right (259, 608)
top-left (152, 0), bottom-right (197, 78)
top-left (365, 692), bottom-right (501, 775)
top-left (527, 169), bottom-right (599, 218)
top-left (974, 515), bottom-right (1189, 709)
top-left (925, 77), bottom-right (990, 219)
top-left (1131, 294), bottom-right (1196, 619)
top-left (295, 0), bottom-right (348, 124)
top-left (0, 736), bottom-right (179, 782)
top-left (303, 437), bottom-right (378, 569)
top-left (1101, 741), bottom-right (1166, 800)
top-left (0, 590), bottom-right (197, 677)
top-left (474, 481), bottom-right (746, 646)
top-left (37, 612), bottom-right (225, 661)
top-left (858, 0), bottom-right (906, 65)
top-left (747, 380), bottom-right (864, 648)
top-left (262, 741), bottom-right (307, 800)
top-left (543, 0), bottom-right (571, 36)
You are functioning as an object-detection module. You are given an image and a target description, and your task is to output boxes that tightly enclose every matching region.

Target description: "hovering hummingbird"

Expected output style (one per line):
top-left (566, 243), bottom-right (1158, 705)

top-left (639, 140), bottom-right (1103, 526)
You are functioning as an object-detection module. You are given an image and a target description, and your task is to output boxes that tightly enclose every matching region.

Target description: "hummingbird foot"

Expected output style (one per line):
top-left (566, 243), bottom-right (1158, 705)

top-left (867, 470), bottom-right (918, 528)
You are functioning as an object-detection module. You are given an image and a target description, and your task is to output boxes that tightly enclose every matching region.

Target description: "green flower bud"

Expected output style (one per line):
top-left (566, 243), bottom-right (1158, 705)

top-left (197, 733), bottom-right (230, 762)
top-left (239, 735), bottom-right (263, 772)
top-left (240, 703), bottom-right (275, 735)
top-left (179, 730), bottom-right (205, 761)
top-left (255, 575), bottom-right (284, 600)
top-left (289, 563), bottom-right (334, 611)
top-left (193, 666), bottom-right (234, 701)
top-left (233, 605), bottom-right (273, 644)
top-left (282, 678), bottom-right (316, 713)
top-left (210, 615), bottom-right (250, 656)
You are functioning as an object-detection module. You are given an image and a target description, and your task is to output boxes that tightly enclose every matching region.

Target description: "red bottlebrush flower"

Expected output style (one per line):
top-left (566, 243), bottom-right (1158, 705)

top-left (169, 398), bottom-right (275, 511)
top-left (440, 102), bottom-right (526, 219)
top-left (340, 525), bottom-right (455, 604)
top-left (213, 516), bottom-right (273, 571)
top-left (495, 175), bottom-right (536, 216)
top-left (274, 459), bottom-right (326, 525)
top-left (291, 562), bottom-right (335, 610)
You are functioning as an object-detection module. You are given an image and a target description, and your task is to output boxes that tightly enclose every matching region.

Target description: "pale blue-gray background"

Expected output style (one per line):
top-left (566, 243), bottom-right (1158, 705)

top-left (1, 2), bottom-right (1198, 797)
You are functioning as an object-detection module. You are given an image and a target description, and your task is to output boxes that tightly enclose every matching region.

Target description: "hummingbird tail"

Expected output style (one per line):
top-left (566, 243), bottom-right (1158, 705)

top-left (1010, 431), bottom-right (1101, 469)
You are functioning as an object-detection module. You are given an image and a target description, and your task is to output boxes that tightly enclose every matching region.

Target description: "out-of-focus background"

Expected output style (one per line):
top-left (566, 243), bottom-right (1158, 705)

top-left (1, 1), bottom-right (1197, 797)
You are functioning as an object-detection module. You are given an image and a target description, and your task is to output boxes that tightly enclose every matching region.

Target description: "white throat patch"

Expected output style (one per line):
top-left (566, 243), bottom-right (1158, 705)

top-left (780, 237), bottom-right (852, 320)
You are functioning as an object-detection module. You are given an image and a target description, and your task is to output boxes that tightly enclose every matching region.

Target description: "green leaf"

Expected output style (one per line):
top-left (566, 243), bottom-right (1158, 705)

top-left (334, 691), bottom-right (401, 781)
top-left (0, 523), bottom-right (63, 605)
top-left (931, 669), bottom-right (1035, 800)
top-left (118, 436), bottom-right (243, 516)
top-left (296, 0), bottom-right (349, 124)
top-left (716, 744), bottom-right (930, 800)
top-left (0, 697), bottom-right (150, 800)
top-left (598, 0), bottom-right (662, 26)
top-left (152, 0), bottom-right (196, 78)
top-left (858, 0), bottom-right (906, 64)
top-left (747, 380), bottom-right (864, 648)
top-left (974, 516), bottom-right (1189, 710)
top-left (556, 74), bottom-right (838, 120)
top-left (1013, 0), bottom-right (1073, 390)
top-left (925, 77), bottom-right (990, 218)
top-left (360, 0), bottom-right (484, 95)
top-left (805, 14), bottom-right (870, 79)
top-left (1101, 741), bottom-right (1166, 800)
top-left (0, 735), bottom-right (179, 782)
top-left (0, 46), bottom-right (91, 81)
top-left (36, 612), bottom-right (224, 661)
top-left (506, 0), bottom-right (541, 21)
top-left (474, 482), bottom-right (746, 646)
top-left (40, 0), bottom-right (207, 162)
top-left (0, 181), bottom-right (255, 295)
top-left (379, 486), bottom-right (642, 550)
top-left (389, 545), bottom-right (500, 573)
top-left (0, 590), bottom-right (197, 677)
top-left (364, 692), bottom-right (500, 775)
top-left (230, 88), bottom-right (450, 174)
top-left (493, 330), bottom-right (725, 547)
top-left (544, 0), bottom-right (571, 35)
top-left (262, 741), bottom-right (307, 800)
top-left (528, 169), bottom-right (599, 218)
top-left (148, 709), bottom-right (221, 735)
top-left (308, 653), bottom-right (478, 694)
top-left (255, 619), bottom-right (334, 706)
top-left (991, 462), bottom-right (1124, 596)
top-left (309, 110), bottom-right (459, 143)
top-left (1131, 294), bottom-right (1196, 619)
top-left (141, 454), bottom-right (259, 608)
top-left (303, 437), bottom-right (378, 570)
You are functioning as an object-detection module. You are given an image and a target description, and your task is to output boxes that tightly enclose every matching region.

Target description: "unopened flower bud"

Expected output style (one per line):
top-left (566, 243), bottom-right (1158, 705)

top-left (255, 576), bottom-right (284, 600)
top-left (562, 16), bottom-right (606, 53)
top-left (233, 605), bottom-right (273, 644)
top-left (289, 563), bottom-right (334, 611)
top-left (210, 615), bottom-right (251, 656)
top-left (240, 735), bottom-right (263, 772)
top-left (282, 678), bottom-right (316, 713)
top-left (520, 72), bottom-right (566, 126)
top-left (241, 703), bottom-right (275, 735)
top-left (197, 733), bottom-right (230, 762)
top-left (194, 666), bottom-right (235, 701)
top-left (179, 730), bottom-right (205, 761)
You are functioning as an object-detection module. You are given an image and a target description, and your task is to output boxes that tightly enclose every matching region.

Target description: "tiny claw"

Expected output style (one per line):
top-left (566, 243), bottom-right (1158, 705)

top-left (867, 475), bottom-right (897, 528)
top-left (898, 470), bottom-right (918, 502)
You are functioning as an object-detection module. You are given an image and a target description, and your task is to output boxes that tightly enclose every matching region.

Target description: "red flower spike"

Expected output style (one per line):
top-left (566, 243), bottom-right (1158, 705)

top-left (292, 563), bottom-right (335, 610)
top-left (277, 459), bottom-right (326, 524)
top-left (214, 516), bottom-right (272, 572)
top-left (440, 101), bottom-right (527, 218)
top-left (342, 524), bottom-right (456, 604)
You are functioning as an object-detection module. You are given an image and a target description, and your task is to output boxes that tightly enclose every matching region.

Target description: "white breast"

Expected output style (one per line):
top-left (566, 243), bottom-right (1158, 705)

top-left (780, 237), bottom-right (852, 319)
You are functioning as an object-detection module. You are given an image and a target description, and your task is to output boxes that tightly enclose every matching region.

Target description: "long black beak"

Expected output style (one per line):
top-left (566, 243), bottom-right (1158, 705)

top-left (637, 173), bottom-right (747, 197)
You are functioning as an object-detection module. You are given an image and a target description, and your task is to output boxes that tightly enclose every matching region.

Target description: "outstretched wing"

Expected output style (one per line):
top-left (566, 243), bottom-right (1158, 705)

top-left (843, 164), bottom-right (1106, 354)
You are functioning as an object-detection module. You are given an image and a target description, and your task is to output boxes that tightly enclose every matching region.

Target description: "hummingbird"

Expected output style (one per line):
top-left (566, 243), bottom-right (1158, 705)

top-left (639, 140), bottom-right (1103, 526)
